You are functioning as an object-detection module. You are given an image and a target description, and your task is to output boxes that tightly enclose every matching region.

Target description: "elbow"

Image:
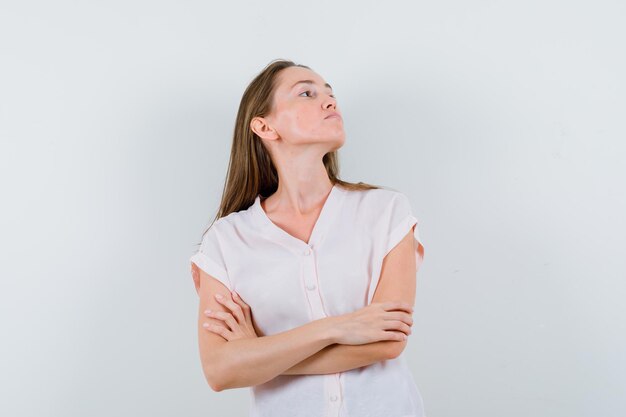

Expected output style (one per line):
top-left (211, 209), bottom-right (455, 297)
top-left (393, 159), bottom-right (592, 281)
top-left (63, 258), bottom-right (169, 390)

top-left (208, 379), bottom-right (223, 393)
top-left (205, 363), bottom-right (237, 392)
top-left (386, 340), bottom-right (407, 360)
top-left (204, 365), bottom-right (226, 392)
top-left (202, 351), bottom-right (232, 392)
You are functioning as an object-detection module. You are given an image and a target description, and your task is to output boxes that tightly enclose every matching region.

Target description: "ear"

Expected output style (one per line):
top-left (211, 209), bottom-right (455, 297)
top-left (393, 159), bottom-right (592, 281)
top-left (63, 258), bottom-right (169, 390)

top-left (250, 116), bottom-right (279, 141)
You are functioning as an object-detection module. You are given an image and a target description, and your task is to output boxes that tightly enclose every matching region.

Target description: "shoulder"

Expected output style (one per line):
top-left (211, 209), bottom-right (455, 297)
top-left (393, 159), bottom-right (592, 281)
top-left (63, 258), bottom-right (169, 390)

top-left (336, 186), bottom-right (411, 231)
top-left (205, 200), bottom-right (259, 240)
top-left (345, 185), bottom-right (408, 211)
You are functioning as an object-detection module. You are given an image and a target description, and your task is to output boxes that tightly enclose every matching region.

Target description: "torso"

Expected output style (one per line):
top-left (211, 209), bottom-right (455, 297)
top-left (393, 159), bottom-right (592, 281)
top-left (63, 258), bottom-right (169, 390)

top-left (197, 185), bottom-right (426, 417)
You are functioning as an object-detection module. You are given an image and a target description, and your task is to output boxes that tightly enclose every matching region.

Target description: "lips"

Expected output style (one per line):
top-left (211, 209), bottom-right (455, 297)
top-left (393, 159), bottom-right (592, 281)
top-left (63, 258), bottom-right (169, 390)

top-left (325, 112), bottom-right (342, 120)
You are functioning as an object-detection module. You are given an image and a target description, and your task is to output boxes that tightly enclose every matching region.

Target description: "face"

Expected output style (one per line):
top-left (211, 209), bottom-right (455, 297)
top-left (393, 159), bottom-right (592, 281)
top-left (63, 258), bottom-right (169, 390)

top-left (251, 66), bottom-right (345, 151)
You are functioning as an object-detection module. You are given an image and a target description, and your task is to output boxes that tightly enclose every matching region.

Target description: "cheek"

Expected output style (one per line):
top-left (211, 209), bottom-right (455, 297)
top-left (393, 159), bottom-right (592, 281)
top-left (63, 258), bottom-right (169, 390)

top-left (280, 110), bottom-right (317, 135)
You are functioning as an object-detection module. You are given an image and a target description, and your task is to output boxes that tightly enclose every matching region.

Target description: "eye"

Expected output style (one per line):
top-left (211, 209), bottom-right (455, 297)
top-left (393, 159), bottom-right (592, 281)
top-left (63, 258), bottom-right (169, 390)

top-left (298, 90), bottom-right (336, 99)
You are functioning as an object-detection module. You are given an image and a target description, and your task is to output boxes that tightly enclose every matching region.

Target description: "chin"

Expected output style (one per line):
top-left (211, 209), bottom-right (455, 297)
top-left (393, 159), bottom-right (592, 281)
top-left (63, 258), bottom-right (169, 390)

top-left (330, 135), bottom-right (346, 151)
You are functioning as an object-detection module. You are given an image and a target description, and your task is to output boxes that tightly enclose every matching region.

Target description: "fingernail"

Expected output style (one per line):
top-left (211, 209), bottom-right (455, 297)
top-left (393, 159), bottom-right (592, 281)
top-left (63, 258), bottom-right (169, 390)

top-left (215, 294), bottom-right (223, 299)
top-left (232, 291), bottom-right (239, 298)
top-left (204, 309), bottom-right (211, 315)
top-left (202, 323), bottom-right (209, 328)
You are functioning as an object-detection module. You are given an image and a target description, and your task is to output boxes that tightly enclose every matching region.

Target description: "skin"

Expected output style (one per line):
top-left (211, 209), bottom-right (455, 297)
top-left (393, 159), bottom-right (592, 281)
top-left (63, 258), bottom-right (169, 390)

top-left (250, 66), bottom-right (345, 235)
top-left (196, 66), bottom-right (418, 390)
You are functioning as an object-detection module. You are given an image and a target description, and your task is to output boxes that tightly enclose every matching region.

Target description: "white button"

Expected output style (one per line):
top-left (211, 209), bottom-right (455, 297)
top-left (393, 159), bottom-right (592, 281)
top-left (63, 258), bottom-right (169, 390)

top-left (330, 395), bottom-right (338, 401)
top-left (306, 283), bottom-right (316, 291)
top-left (303, 247), bottom-right (311, 255)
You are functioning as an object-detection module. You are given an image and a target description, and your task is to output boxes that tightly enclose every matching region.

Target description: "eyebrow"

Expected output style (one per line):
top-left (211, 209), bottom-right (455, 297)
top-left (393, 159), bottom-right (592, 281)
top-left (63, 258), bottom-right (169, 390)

top-left (290, 79), bottom-right (333, 91)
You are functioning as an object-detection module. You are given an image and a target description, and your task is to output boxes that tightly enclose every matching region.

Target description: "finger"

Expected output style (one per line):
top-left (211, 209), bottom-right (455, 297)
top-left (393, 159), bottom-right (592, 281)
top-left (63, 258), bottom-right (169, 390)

top-left (202, 322), bottom-right (233, 341)
top-left (384, 311), bottom-right (414, 326)
top-left (382, 301), bottom-right (413, 314)
top-left (396, 301), bottom-right (414, 313)
top-left (394, 321), bottom-right (412, 335)
top-left (214, 293), bottom-right (245, 323)
top-left (381, 319), bottom-right (412, 335)
top-left (231, 291), bottom-right (253, 324)
top-left (383, 330), bottom-right (407, 341)
top-left (206, 310), bottom-right (240, 332)
top-left (214, 296), bottom-right (252, 338)
top-left (203, 310), bottom-right (228, 328)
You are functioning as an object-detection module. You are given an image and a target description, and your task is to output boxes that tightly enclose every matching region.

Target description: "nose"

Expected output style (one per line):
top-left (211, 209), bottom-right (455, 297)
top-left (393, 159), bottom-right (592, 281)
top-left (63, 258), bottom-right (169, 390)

top-left (323, 94), bottom-right (337, 110)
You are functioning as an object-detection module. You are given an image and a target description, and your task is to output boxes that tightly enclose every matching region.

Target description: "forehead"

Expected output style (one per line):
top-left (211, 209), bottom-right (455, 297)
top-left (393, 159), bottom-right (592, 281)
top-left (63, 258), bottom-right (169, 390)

top-left (276, 67), bottom-right (328, 91)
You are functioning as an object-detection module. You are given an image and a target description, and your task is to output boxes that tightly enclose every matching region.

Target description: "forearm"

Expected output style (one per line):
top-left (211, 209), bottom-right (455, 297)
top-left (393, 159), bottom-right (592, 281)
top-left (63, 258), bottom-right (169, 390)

top-left (281, 340), bottom-right (396, 375)
top-left (214, 317), bottom-right (335, 390)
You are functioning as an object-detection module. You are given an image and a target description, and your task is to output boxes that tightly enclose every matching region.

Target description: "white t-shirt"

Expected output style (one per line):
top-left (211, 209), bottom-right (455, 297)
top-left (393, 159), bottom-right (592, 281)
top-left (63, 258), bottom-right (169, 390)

top-left (190, 183), bottom-right (426, 417)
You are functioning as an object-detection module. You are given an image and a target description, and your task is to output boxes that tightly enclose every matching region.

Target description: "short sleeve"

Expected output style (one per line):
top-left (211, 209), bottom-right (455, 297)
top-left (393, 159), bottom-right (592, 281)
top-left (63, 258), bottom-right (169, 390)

top-left (380, 192), bottom-right (423, 258)
top-left (367, 191), bottom-right (425, 305)
top-left (189, 223), bottom-right (232, 295)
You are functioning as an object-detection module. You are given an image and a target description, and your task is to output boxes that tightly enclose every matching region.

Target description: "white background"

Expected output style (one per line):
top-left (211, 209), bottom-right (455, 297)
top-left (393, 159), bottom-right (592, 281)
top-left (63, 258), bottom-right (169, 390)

top-left (1, 1), bottom-right (625, 416)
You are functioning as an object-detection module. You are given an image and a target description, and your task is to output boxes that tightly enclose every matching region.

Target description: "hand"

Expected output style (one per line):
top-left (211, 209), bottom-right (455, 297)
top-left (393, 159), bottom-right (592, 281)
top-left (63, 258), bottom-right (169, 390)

top-left (202, 290), bottom-right (259, 341)
top-left (328, 301), bottom-right (414, 345)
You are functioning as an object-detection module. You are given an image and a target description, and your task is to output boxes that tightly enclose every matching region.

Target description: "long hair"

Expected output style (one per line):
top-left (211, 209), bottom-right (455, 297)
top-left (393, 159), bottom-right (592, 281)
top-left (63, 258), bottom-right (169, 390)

top-left (199, 59), bottom-right (383, 242)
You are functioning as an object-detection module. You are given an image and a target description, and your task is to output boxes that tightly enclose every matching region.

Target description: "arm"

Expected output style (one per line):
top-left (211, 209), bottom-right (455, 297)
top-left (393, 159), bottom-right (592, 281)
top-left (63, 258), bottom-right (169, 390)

top-left (375, 226), bottom-right (421, 359)
top-left (195, 265), bottom-right (336, 392)
top-left (214, 318), bottom-right (335, 390)
top-left (282, 228), bottom-right (423, 375)
top-left (281, 341), bottom-right (395, 375)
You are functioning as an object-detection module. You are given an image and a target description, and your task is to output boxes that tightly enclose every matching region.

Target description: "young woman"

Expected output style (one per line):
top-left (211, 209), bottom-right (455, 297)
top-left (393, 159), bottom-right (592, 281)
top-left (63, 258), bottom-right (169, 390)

top-left (190, 59), bottom-right (426, 417)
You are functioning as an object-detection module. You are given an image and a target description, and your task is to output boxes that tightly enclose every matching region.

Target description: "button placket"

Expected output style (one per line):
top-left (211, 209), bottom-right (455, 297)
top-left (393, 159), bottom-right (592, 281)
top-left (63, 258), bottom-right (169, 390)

top-left (325, 374), bottom-right (342, 417)
top-left (301, 245), bottom-right (326, 320)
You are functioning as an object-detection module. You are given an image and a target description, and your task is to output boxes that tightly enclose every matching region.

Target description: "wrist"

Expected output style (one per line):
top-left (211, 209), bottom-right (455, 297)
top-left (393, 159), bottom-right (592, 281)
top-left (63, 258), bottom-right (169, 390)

top-left (316, 316), bottom-right (338, 345)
